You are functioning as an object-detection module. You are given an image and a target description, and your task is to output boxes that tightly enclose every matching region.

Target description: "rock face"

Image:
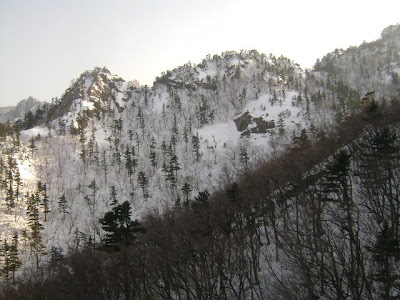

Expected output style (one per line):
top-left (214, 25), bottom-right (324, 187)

top-left (234, 111), bottom-right (275, 137)
top-left (0, 96), bottom-right (40, 123)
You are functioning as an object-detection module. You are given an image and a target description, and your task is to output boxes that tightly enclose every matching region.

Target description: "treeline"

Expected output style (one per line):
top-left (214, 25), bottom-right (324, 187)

top-left (3, 100), bottom-right (400, 299)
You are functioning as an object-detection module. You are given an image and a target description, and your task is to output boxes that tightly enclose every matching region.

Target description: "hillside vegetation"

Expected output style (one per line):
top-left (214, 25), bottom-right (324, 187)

top-left (0, 23), bottom-right (400, 299)
top-left (4, 99), bottom-right (400, 299)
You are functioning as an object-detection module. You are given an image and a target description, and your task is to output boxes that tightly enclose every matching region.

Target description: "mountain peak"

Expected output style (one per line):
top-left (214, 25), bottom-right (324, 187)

top-left (0, 96), bottom-right (40, 123)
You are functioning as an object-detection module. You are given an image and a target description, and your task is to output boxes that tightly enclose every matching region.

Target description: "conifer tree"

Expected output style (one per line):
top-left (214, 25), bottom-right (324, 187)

top-left (87, 128), bottom-right (96, 165)
top-left (6, 232), bottom-right (22, 284)
top-left (99, 201), bottom-right (146, 252)
top-left (28, 136), bottom-right (36, 157)
top-left (369, 223), bottom-right (400, 298)
top-left (183, 127), bottom-right (189, 151)
top-left (137, 106), bottom-right (145, 138)
top-left (138, 171), bottom-right (149, 199)
top-left (26, 192), bottom-right (44, 268)
top-left (144, 85), bottom-right (149, 107)
top-left (172, 113), bottom-right (179, 136)
top-left (88, 179), bottom-right (98, 210)
top-left (110, 185), bottom-right (118, 206)
top-left (38, 182), bottom-right (50, 222)
top-left (149, 137), bottom-right (157, 170)
top-left (239, 147), bottom-right (249, 171)
top-left (102, 150), bottom-right (108, 183)
top-left (192, 133), bottom-right (201, 161)
top-left (14, 167), bottom-right (22, 203)
top-left (58, 118), bottom-right (66, 135)
top-left (125, 146), bottom-right (134, 183)
top-left (181, 182), bottom-right (191, 205)
top-left (5, 156), bottom-right (17, 211)
top-left (57, 193), bottom-right (68, 215)
top-left (170, 154), bottom-right (180, 181)
top-left (1, 240), bottom-right (10, 283)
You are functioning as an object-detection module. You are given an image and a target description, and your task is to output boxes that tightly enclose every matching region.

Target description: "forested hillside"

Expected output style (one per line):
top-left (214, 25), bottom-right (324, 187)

top-left (4, 98), bottom-right (400, 299)
top-left (0, 23), bottom-right (399, 299)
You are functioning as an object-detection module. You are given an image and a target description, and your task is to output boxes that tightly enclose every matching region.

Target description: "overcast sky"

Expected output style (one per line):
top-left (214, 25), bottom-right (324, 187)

top-left (0, 0), bottom-right (399, 107)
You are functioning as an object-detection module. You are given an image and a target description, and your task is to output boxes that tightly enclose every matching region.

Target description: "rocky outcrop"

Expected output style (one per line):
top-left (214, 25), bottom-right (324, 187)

top-left (234, 111), bottom-right (275, 137)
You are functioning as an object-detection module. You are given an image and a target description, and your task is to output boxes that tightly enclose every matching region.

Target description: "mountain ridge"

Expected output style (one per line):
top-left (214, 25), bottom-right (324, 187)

top-left (0, 96), bottom-right (41, 123)
top-left (0, 23), bottom-right (399, 290)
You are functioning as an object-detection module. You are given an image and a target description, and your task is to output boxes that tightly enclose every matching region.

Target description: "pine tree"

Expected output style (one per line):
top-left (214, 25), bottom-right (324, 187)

top-left (87, 128), bottom-right (96, 165)
top-left (192, 133), bottom-right (201, 161)
top-left (110, 185), bottom-right (118, 206)
top-left (322, 149), bottom-right (351, 201)
top-left (181, 183), bottom-right (191, 205)
top-left (5, 156), bottom-right (17, 212)
top-left (28, 136), bottom-right (37, 157)
top-left (239, 147), bottom-right (250, 171)
top-left (57, 194), bottom-right (68, 215)
top-left (138, 171), bottom-right (149, 199)
top-left (14, 167), bottom-right (22, 203)
top-left (144, 85), bottom-right (149, 107)
top-left (1, 240), bottom-right (10, 283)
top-left (192, 190), bottom-right (210, 209)
top-left (26, 192), bottom-right (44, 268)
top-left (7, 232), bottom-right (22, 284)
top-left (183, 127), bottom-right (189, 151)
top-left (88, 179), bottom-right (98, 211)
top-left (170, 154), bottom-right (180, 178)
top-left (49, 246), bottom-right (64, 266)
top-left (99, 201), bottom-right (146, 252)
top-left (149, 137), bottom-right (157, 170)
top-left (137, 106), bottom-right (145, 138)
top-left (172, 113), bottom-right (179, 136)
top-left (369, 224), bottom-right (400, 299)
top-left (38, 182), bottom-right (50, 222)
top-left (102, 150), bottom-right (108, 183)
top-left (149, 150), bottom-right (157, 170)
top-left (58, 118), bottom-right (66, 135)
top-left (125, 146), bottom-right (134, 183)
top-left (196, 96), bottom-right (210, 126)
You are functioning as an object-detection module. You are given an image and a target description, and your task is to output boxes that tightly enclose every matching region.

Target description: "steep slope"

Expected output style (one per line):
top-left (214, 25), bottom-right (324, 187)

top-left (0, 51), bottom-right (329, 270)
top-left (6, 98), bottom-right (400, 300)
top-left (313, 23), bottom-right (400, 119)
top-left (0, 24), bottom-right (399, 277)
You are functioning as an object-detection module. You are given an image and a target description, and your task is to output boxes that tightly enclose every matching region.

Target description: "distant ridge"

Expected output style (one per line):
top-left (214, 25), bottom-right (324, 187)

top-left (0, 96), bottom-right (40, 123)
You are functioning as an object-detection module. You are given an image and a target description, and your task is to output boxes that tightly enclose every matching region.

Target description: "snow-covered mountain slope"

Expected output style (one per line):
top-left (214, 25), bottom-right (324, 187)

top-left (0, 23), bottom-right (399, 273)
top-left (313, 24), bottom-right (400, 119)
top-left (1, 52), bottom-right (327, 269)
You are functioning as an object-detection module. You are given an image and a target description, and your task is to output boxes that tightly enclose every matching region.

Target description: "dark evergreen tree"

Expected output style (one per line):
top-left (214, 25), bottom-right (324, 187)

top-left (239, 147), bottom-right (249, 171)
top-left (181, 182), bottom-right (191, 205)
top-left (110, 185), bottom-right (118, 206)
top-left (102, 150), bottom-right (108, 183)
top-left (7, 232), bottom-right (22, 284)
top-left (26, 192), bottom-right (44, 268)
top-left (23, 111), bottom-right (35, 130)
top-left (88, 179), bottom-right (98, 211)
top-left (149, 137), bottom-right (157, 170)
top-left (39, 182), bottom-right (50, 222)
top-left (1, 240), bottom-right (10, 282)
top-left (192, 133), bottom-right (201, 161)
top-left (369, 224), bottom-right (400, 299)
top-left (57, 193), bottom-right (68, 215)
top-left (138, 171), bottom-right (149, 199)
top-left (28, 136), bottom-right (36, 157)
top-left (58, 118), bottom-right (66, 135)
top-left (125, 146), bottom-right (134, 183)
top-left (99, 201), bottom-right (146, 251)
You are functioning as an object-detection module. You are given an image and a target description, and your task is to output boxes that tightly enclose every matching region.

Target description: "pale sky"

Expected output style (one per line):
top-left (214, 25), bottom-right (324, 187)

top-left (0, 0), bottom-right (399, 107)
